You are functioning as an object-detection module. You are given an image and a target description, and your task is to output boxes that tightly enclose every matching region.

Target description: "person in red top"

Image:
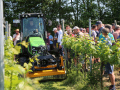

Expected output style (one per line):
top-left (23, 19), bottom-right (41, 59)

top-left (65, 25), bottom-right (70, 34)
top-left (46, 32), bottom-right (50, 51)
top-left (67, 28), bottom-right (74, 37)
top-left (113, 25), bottom-right (120, 42)
top-left (86, 27), bottom-right (89, 33)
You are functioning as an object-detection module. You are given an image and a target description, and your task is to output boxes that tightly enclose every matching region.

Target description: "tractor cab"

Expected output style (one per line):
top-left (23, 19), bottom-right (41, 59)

top-left (20, 14), bottom-right (45, 41)
top-left (19, 13), bottom-right (46, 56)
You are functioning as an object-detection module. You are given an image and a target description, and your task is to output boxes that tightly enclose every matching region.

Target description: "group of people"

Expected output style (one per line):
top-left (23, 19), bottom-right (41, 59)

top-left (46, 24), bottom-right (63, 56)
top-left (48, 21), bottom-right (119, 90)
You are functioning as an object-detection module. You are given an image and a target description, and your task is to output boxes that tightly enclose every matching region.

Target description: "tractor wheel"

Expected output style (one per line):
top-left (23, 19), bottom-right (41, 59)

top-left (19, 57), bottom-right (27, 66)
top-left (56, 57), bottom-right (60, 69)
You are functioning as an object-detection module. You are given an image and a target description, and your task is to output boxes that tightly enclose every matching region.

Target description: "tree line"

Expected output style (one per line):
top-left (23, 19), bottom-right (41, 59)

top-left (4, 0), bottom-right (120, 35)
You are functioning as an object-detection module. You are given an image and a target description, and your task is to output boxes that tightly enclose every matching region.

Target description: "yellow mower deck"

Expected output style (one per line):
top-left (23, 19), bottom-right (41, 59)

top-left (26, 56), bottom-right (66, 78)
top-left (26, 68), bottom-right (66, 78)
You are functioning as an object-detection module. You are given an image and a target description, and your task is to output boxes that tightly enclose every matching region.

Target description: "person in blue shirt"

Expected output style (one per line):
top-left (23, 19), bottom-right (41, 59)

top-left (99, 24), bottom-right (115, 45)
top-left (105, 24), bottom-right (115, 40)
top-left (99, 28), bottom-right (116, 90)
top-left (48, 32), bottom-right (53, 50)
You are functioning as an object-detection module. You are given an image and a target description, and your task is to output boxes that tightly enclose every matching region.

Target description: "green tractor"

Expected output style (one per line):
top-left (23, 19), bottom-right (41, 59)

top-left (15, 13), bottom-right (66, 78)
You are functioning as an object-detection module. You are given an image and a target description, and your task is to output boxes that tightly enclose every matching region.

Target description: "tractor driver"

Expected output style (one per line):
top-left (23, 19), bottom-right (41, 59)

top-left (26, 19), bottom-right (36, 33)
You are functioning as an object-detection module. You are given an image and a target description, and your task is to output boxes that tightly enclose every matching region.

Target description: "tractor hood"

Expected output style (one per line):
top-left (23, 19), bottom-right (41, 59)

top-left (28, 37), bottom-right (45, 47)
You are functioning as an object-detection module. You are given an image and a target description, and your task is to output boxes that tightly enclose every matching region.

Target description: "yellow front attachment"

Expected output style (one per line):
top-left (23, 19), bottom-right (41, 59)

top-left (26, 56), bottom-right (66, 78)
top-left (26, 69), bottom-right (65, 78)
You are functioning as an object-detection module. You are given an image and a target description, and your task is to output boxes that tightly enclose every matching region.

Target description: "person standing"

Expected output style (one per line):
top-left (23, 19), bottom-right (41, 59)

top-left (57, 24), bottom-right (63, 56)
top-left (82, 28), bottom-right (89, 37)
top-left (91, 25), bottom-right (97, 41)
top-left (67, 28), bottom-right (74, 37)
top-left (73, 26), bottom-right (84, 37)
top-left (13, 29), bottom-right (20, 46)
top-left (13, 29), bottom-right (20, 61)
top-left (46, 32), bottom-right (50, 51)
top-left (65, 25), bottom-right (70, 35)
top-left (73, 26), bottom-right (84, 66)
top-left (95, 21), bottom-right (104, 37)
top-left (99, 28), bottom-right (116, 90)
top-left (86, 27), bottom-right (89, 33)
top-left (111, 23), bottom-right (115, 34)
top-left (53, 28), bottom-right (58, 48)
top-left (113, 25), bottom-right (120, 42)
top-left (48, 32), bottom-right (53, 50)
top-left (105, 24), bottom-right (115, 41)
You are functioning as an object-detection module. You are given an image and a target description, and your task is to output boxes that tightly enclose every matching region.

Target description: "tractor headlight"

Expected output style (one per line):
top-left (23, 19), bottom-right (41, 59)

top-left (32, 52), bottom-right (36, 54)
top-left (31, 46), bottom-right (46, 55)
top-left (32, 47), bottom-right (35, 50)
top-left (40, 46), bottom-right (46, 52)
top-left (38, 50), bottom-right (41, 53)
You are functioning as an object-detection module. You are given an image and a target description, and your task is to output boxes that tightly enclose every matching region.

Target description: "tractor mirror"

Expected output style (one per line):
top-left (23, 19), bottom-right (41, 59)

top-left (13, 19), bottom-right (20, 27)
top-left (13, 19), bottom-right (20, 23)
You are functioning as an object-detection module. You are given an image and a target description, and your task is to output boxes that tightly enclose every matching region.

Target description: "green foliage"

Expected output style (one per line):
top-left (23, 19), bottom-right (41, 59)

top-left (63, 61), bottom-right (105, 90)
top-left (62, 35), bottom-right (120, 65)
top-left (4, 39), bottom-right (34, 90)
top-left (62, 35), bottom-right (120, 89)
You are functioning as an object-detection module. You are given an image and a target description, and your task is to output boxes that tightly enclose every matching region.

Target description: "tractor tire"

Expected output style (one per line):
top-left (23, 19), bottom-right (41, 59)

top-left (19, 57), bottom-right (27, 66)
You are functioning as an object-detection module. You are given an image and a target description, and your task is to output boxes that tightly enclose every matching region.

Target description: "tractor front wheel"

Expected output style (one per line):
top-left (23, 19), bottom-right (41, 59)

top-left (19, 57), bottom-right (28, 66)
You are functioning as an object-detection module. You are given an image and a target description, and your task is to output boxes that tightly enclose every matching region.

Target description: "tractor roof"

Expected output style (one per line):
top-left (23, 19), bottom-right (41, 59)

top-left (20, 13), bottom-right (44, 19)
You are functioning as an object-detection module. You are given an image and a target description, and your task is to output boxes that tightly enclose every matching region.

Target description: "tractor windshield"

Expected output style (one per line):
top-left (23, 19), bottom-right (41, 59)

top-left (22, 17), bottom-right (44, 39)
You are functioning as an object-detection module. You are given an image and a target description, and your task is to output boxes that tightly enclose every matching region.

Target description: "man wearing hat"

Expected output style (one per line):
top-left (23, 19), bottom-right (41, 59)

top-left (73, 26), bottom-right (84, 37)
top-left (99, 28), bottom-right (116, 90)
top-left (95, 21), bottom-right (104, 37)
top-left (53, 28), bottom-right (58, 48)
top-left (13, 29), bottom-right (20, 46)
top-left (73, 26), bottom-right (84, 66)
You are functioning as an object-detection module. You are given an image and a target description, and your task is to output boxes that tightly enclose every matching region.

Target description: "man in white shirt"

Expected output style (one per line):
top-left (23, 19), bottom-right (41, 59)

top-left (13, 29), bottom-right (20, 46)
top-left (53, 28), bottom-right (58, 48)
top-left (91, 25), bottom-right (97, 41)
top-left (57, 24), bottom-right (63, 56)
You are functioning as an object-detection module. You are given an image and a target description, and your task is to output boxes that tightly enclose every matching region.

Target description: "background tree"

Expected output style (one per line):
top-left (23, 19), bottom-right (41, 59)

top-left (3, 0), bottom-right (120, 35)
